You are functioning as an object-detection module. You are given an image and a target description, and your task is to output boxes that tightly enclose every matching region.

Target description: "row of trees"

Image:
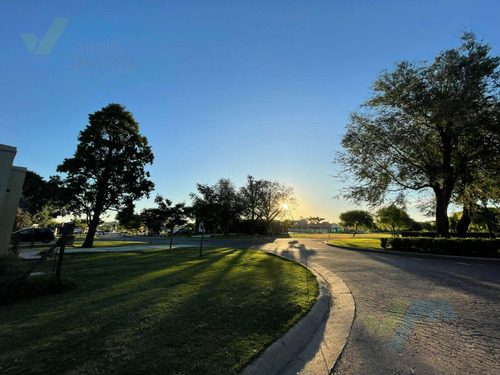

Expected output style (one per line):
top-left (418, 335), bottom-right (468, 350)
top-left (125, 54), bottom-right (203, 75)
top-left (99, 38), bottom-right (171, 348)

top-left (118, 176), bottom-right (296, 237)
top-left (337, 33), bottom-right (500, 237)
top-left (339, 204), bottom-right (500, 237)
top-left (190, 176), bottom-right (295, 234)
top-left (339, 205), bottom-right (414, 237)
top-left (18, 104), bottom-right (296, 247)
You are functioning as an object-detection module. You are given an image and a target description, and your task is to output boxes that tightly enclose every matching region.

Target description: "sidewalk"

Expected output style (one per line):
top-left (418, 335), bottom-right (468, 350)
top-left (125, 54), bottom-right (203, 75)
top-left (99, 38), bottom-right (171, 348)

top-left (18, 244), bottom-right (192, 260)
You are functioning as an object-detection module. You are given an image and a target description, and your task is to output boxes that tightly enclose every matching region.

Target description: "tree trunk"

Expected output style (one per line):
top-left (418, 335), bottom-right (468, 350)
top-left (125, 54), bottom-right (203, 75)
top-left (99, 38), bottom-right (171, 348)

top-left (456, 205), bottom-right (471, 237)
top-left (434, 188), bottom-right (450, 237)
top-left (482, 202), bottom-right (495, 238)
top-left (434, 128), bottom-right (454, 238)
top-left (169, 228), bottom-right (174, 250)
top-left (352, 223), bottom-right (357, 238)
top-left (82, 206), bottom-right (102, 248)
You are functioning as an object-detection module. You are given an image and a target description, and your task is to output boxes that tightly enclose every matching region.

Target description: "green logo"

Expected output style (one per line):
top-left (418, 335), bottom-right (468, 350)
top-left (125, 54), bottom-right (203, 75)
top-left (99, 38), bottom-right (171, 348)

top-left (362, 299), bottom-right (457, 349)
top-left (20, 18), bottom-right (70, 54)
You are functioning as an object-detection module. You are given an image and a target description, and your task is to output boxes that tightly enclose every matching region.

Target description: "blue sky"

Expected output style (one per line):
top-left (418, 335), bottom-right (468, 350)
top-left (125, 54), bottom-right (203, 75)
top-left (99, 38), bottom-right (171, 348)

top-left (2, 0), bottom-right (499, 223)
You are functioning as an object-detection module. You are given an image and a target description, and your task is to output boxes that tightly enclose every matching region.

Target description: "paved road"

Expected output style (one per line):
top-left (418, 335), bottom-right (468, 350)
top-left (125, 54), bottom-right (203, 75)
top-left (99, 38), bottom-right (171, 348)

top-left (131, 236), bottom-right (500, 375)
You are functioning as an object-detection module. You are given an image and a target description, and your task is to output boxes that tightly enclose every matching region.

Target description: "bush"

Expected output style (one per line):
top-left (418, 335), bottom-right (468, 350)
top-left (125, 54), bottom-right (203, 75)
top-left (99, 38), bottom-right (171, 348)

top-left (380, 237), bottom-right (388, 249)
top-left (0, 256), bottom-right (76, 304)
top-left (381, 237), bottom-right (500, 258)
top-left (401, 231), bottom-right (495, 239)
top-left (401, 231), bottom-right (437, 238)
top-left (1, 276), bottom-right (77, 305)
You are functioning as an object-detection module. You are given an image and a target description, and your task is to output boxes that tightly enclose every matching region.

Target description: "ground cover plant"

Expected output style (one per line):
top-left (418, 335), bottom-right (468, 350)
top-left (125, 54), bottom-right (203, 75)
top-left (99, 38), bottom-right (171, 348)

top-left (0, 247), bottom-right (317, 375)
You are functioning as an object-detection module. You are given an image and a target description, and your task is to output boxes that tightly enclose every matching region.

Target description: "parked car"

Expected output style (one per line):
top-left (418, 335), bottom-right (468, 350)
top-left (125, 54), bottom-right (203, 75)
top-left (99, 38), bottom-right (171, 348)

top-left (173, 227), bottom-right (192, 235)
top-left (83, 229), bottom-right (106, 235)
top-left (11, 228), bottom-right (55, 243)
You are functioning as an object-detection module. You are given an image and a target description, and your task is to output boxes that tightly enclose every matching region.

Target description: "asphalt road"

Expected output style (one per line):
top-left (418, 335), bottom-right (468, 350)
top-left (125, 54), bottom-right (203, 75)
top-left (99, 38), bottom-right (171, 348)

top-left (130, 236), bottom-right (500, 375)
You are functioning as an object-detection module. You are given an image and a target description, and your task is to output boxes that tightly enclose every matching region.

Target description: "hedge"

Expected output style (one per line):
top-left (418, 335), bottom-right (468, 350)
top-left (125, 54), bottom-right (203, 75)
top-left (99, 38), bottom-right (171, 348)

top-left (380, 237), bottom-right (500, 258)
top-left (401, 231), bottom-right (495, 239)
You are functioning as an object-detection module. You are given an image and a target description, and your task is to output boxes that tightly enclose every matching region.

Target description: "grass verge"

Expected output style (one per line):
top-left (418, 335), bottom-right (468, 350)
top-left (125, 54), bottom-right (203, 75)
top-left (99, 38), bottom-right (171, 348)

top-left (326, 233), bottom-right (390, 249)
top-left (0, 247), bottom-right (318, 375)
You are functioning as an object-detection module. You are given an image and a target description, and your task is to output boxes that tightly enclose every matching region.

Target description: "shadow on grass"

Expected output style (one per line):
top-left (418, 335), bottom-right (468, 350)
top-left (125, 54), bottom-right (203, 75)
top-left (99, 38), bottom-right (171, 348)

top-left (0, 246), bottom-right (316, 375)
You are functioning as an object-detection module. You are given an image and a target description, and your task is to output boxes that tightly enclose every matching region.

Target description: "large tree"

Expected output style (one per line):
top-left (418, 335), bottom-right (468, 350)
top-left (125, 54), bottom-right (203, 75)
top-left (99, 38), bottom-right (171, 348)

top-left (190, 178), bottom-right (243, 235)
top-left (116, 202), bottom-right (143, 232)
top-left (337, 33), bottom-right (500, 236)
top-left (376, 204), bottom-right (412, 236)
top-left (57, 104), bottom-right (154, 247)
top-left (254, 180), bottom-right (296, 232)
top-left (240, 175), bottom-right (267, 223)
top-left (18, 171), bottom-right (67, 224)
top-left (339, 210), bottom-right (374, 237)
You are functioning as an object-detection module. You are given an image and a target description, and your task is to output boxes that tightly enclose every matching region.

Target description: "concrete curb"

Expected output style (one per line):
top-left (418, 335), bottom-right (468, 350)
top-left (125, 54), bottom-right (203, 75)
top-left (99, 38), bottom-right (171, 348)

top-left (241, 250), bottom-right (355, 375)
top-left (324, 241), bottom-right (500, 261)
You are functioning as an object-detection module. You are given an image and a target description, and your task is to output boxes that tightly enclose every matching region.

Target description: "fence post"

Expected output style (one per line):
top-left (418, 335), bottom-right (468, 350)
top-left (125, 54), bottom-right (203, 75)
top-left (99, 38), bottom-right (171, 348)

top-left (55, 222), bottom-right (75, 281)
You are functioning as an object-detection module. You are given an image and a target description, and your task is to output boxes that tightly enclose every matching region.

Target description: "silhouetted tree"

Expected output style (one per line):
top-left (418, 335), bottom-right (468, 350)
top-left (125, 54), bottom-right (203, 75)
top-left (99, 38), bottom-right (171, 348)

top-left (337, 33), bottom-right (500, 236)
top-left (58, 104), bottom-right (154, 247)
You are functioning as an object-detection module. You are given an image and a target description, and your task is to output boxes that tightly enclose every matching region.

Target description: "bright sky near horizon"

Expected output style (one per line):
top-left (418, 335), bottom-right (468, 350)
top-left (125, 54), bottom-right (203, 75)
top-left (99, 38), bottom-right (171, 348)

top-left (2, 0), bottom-right (500, 223)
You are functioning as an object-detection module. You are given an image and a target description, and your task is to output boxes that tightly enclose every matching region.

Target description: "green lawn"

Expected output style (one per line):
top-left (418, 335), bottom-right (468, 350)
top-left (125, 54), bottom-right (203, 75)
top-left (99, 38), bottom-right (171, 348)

top-left (0, 247), bottom-right (317, 375)
top-left (327, 233), bottom-right (391, 249)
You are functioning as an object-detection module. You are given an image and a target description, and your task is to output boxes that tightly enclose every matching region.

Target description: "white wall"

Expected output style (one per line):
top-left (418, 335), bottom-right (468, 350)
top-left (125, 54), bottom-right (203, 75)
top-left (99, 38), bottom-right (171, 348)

top-left (0, 145), bottom-right (26, 255)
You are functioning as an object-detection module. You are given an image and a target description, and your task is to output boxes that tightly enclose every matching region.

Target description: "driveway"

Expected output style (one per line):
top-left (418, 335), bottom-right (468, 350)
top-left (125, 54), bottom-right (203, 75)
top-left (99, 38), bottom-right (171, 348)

top-left (148, 236), bottom-right (500, 375)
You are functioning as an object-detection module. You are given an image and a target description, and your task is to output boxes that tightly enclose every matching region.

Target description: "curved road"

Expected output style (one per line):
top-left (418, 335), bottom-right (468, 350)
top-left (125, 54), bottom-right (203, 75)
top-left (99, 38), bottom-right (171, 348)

top-left (133, 236), bottom-right (500, 375)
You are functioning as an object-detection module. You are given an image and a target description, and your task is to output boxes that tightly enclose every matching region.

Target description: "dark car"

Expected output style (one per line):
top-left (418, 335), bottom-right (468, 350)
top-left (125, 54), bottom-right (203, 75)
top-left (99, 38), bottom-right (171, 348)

top-left (173, 227), bottom-right (191, 235)
top-left (11, 228), bottom-right (55, 243)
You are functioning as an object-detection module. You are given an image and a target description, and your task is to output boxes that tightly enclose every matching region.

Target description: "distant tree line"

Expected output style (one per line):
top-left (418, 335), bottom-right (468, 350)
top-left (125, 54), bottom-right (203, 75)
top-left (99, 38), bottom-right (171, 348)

top-left (120, 176), bottom-right (296, 237)
top-left (338, 204), bottom-right (499, 238)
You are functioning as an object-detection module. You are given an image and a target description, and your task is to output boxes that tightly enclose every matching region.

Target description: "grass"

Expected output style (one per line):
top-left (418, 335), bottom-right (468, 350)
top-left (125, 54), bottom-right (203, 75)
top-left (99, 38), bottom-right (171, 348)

top-left (0, 247), bottom-right (318, 375)
top-left (326, 233), bottom-right (391, 249)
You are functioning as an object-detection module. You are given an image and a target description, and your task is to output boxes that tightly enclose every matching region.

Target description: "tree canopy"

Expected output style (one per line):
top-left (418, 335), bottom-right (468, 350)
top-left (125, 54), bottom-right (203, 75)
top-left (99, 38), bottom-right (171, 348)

top-left (57, 103), bottom-right (154, 247)
top-left (307, 216), bottom-right (326, 225)
top-left (336, 33), bottom-right (500, 237)
top-left (190, 178), bottom-right (243, 234)
top-left (339, 210), bottom-right (374, 237)
top-left (15, 171), bottom-right (67, 230)
top-left (376, 204), bottom-right (412, 236)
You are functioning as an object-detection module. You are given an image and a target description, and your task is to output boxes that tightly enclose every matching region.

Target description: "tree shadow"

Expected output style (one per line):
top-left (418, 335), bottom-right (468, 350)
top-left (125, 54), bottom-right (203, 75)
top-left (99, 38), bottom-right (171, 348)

top-left (0, 246), bottom-right (311, 375)
top-left (337, 246), bottom-right (500, 301)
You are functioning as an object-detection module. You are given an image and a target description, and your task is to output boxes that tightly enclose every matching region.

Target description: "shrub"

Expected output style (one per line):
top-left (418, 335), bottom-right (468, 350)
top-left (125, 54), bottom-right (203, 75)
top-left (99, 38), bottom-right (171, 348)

top-left (401, 231), bottom-right (437, 238)
top-left (0, 256), bottom-right (76, 304)
top-left (1, 276), bottom-right (77, 305)
top-left (401, 231), bottom-right (495, 239)
top-left (381, 237), bottom-right (500, 258)
top-left (380, 237), bottom-right (388, 249)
